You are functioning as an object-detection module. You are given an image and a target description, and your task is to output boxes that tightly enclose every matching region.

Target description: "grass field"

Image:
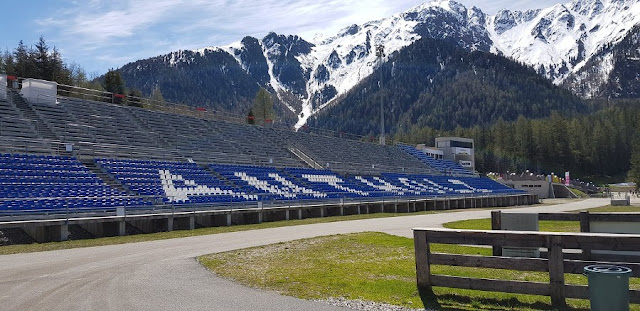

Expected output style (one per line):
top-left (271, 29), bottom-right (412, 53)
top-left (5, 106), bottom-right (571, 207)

top-left (443, 218), bottom-right (580, 232)
top-left (584, 205), bottom-right (640, 212)
top-left (199, 232), bottom-right (640, 311)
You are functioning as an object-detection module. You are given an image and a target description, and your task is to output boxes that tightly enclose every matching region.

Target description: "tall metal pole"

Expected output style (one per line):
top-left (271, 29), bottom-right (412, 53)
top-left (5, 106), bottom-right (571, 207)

top-left (376, 44), bottom-right (386, 146)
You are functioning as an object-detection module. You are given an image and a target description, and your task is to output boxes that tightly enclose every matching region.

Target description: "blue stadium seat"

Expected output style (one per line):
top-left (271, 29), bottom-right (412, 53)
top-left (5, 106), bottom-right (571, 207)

top-left (397, 144), bottom-right (475, 176)
top-left (97, 158), bottom-right (254, 205)
top-left (0, 153), bottom-right (523, 213)
top-left (0, 153), bottom-right (151, 212)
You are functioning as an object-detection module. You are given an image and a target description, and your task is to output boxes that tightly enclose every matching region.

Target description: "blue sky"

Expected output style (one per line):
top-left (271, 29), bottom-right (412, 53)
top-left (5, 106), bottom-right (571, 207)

top-left (0, 0), bottom-right (562, 76)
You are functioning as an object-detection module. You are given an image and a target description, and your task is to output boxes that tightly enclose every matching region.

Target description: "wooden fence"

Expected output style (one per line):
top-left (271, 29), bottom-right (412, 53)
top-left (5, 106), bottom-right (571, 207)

top-left (491, 211), bottom-right (640, 261)
top-left (413, 228), bottom-right (640, 308)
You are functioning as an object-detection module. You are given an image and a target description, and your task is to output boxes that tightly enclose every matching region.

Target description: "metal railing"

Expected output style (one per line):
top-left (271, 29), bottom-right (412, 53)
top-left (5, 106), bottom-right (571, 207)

top-left (0, 190), bottom-right (529, 221)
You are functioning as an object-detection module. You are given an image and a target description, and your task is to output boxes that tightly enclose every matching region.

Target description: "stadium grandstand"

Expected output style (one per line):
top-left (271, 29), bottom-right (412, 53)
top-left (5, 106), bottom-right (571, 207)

top-left (0, 76), bottom-right (536, 243)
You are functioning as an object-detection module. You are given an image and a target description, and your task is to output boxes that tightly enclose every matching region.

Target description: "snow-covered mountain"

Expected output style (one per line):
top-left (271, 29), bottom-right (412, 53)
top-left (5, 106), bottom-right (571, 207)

top-left (119, 0), bottom-right (640, 128)
top-left (211, 0), bottom-right (492, 128)
top-left (488, 0), bottom-right (640, 88)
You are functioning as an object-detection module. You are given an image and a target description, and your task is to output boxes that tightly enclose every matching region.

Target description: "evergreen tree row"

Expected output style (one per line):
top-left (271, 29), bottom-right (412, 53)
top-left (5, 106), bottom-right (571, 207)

top-left (0, 36), bottom-right (101, 90)
top-left (394, 100), bottom-right (640, 183)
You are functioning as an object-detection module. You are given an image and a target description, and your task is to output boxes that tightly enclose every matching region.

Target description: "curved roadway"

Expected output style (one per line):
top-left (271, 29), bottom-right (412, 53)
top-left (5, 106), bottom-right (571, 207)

top-left (0, 198), bottom-right (610, 310)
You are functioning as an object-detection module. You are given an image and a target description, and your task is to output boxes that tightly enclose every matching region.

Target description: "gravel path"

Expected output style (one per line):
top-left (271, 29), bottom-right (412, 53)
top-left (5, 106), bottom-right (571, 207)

top-left (0, 198), bottom-right (609, 310)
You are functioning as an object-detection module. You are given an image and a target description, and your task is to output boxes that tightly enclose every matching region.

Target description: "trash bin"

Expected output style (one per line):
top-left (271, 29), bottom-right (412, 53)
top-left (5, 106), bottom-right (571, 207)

top-left (584, 264), bottom-right (632, 311)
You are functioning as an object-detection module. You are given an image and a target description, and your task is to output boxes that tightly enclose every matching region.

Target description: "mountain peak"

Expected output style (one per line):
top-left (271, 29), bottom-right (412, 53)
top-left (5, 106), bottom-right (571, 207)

top-left (117, 0), bottom-right (640, 128)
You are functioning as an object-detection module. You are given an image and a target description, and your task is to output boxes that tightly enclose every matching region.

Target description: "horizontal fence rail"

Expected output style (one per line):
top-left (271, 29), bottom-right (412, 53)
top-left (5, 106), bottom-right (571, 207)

top-left (413, 228), bottom-right (640, 308)
top-left (492, 210), bottom-right (640, 261)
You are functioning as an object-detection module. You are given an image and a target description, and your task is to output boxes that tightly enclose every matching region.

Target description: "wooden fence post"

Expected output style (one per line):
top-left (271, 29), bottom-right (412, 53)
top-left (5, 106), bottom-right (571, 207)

top-left (579, 211), bottom-right (591, 260)
top-left (413, 230), bottom-right (431, 290)
top-left (547, 235), bottom-right (566, 308)
top-left (491, 210), bottom-right (502, 256)
top-left (579, 211), bottom-right (590, 233)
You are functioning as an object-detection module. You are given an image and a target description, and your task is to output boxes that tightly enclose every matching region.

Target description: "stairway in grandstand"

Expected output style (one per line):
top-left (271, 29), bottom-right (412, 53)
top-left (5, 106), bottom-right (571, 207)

top-left (0, 153), bottom-right (151, 212)
top-left (8, 90), bottom-right (58, 141)
top-left (80, 158), bottom-right (130, 193)
top-left (0, 91), bottom-right (53, 155)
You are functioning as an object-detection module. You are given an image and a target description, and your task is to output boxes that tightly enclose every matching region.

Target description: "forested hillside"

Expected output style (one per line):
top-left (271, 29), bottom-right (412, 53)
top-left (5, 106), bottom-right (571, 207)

top-left (312, 38), bottom-right (587, 134)
top-left (118, 48), bottom-right (262, 115)
top-left (394, 100), bottom-right (640, 179)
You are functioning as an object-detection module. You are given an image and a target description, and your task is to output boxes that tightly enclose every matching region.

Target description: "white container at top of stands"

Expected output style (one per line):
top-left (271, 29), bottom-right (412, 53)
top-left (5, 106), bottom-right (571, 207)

top-left (20, 78), bottom-right (58, 105)
top-left (0, 74), bottom-right (6, 101)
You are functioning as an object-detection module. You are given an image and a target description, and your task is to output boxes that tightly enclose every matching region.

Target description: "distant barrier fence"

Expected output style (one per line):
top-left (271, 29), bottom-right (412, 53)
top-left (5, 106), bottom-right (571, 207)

top-left (413, 228), bottom-right (640, 308)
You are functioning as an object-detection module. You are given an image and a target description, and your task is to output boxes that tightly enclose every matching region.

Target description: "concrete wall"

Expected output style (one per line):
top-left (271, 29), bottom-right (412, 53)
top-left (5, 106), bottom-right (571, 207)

top-left (591, 221), bottom-right (640, 256)
top-left (6, 194), bottom-right (538, 243)
top-left (503, 180), bottom-right (553, 199)
top-left (551, 183), bottom-right (576, 198)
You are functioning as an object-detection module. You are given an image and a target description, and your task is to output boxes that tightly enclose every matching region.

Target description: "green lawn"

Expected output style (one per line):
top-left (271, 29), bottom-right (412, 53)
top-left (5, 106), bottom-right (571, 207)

top-left (443, 218), bottom-right (580, 232)
top-left (200, 232), bottom-right (640, 311)
top-left (585, 205), bottom-right (640, 212)
top-left (444, 203), bottom-right (640, 232)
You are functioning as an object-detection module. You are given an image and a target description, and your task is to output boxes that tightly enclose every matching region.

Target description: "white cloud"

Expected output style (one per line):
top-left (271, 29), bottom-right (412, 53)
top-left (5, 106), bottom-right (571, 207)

top-left (35, 0), bottom-right (563, 73)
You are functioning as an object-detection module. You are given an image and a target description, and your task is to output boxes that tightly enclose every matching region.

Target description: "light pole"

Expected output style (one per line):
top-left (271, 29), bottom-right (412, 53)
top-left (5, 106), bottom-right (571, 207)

top-left (376, 44), bottom-right (386, 145)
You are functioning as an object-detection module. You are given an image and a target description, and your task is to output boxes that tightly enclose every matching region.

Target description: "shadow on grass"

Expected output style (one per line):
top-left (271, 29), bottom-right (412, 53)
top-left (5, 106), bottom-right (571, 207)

top-left (418, 287), bottom-right (588, 311)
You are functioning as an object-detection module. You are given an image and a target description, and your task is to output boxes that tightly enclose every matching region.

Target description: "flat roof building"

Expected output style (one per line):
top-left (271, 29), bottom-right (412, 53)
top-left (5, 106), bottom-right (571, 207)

top-left (434, 137), bottom-right (475, 171)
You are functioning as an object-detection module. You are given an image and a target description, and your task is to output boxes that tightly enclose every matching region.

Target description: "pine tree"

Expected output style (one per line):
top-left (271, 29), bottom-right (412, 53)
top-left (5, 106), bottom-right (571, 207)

top-left (629, 134), bottom-right (640, 190)
top-left (1, 49), bottom-right (14, 74)
top-left (104, 69), bottom-right (125, 94)
top-left (50, 47), bottom-right (71, 85)
top-left (14, 40), bottom-right (32, 78)
top-left (252, 87), bottom-right (275, 124)
top-left (150, 85), bottom-right (164, 103)
top-left (247, 109), bottom-right (255, 125)
top-left (34, 36), bottom-right (51, 79)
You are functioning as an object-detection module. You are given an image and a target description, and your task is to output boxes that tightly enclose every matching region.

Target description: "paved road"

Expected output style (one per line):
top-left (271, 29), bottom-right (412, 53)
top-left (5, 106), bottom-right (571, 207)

top-left (0, 198), bottom-right (609, 311)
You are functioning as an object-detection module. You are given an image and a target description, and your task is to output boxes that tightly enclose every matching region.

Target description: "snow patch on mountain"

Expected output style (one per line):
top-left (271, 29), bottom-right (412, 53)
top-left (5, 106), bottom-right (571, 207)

top-left (293, 15), bottom-right (422, 128)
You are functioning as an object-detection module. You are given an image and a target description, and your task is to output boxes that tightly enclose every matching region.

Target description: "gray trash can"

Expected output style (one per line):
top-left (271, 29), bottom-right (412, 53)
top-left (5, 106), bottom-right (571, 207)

top-left (584, 264), bottom-right (632, 311)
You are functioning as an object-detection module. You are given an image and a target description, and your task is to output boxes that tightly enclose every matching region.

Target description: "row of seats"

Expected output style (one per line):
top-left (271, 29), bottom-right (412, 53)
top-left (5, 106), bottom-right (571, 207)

top-left (210, 164), bottom-right (327, 201)
top-left (98, 159), bottom-right (252, 204)
top-left (0, 153), bottom-right (524, 212)
top-left (0, 154), bottom-right (151, 211)
top-left (0, 197), bottom-right (150, 211)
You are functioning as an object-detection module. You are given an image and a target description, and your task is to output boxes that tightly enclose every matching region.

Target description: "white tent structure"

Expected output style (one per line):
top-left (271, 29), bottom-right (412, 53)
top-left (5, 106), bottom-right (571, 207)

top-left (20, 78), bottom-right (57, 104)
